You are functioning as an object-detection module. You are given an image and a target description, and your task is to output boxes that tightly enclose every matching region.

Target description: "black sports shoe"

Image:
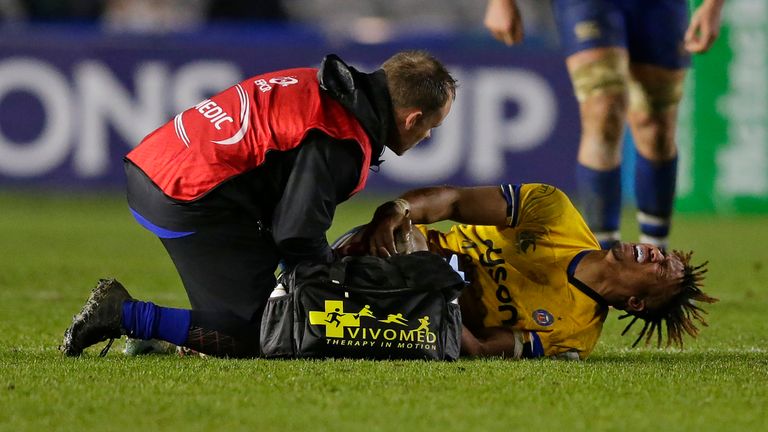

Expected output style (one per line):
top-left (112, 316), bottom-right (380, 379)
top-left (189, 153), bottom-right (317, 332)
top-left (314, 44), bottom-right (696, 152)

top-left (61, 278), bottom-right (133, 357)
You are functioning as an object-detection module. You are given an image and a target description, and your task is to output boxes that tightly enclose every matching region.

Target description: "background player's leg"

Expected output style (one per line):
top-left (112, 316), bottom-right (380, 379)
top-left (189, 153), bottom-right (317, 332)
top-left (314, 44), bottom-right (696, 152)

top-left (622, 0), bottom-right (690, 250)
top-left (551, 0), bottom-right (631, 249)
top-left (627, 64), bottom-right (686, 249)
top-left (566, 47), bottom-right (630, 249)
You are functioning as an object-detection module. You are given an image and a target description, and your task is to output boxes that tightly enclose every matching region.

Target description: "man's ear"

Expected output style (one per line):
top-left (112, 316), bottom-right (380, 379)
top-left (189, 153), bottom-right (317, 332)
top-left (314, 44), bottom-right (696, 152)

top-left (627, 296), bottom-right (646, 312)
top-left (403, 109), bottom-right (423, 130)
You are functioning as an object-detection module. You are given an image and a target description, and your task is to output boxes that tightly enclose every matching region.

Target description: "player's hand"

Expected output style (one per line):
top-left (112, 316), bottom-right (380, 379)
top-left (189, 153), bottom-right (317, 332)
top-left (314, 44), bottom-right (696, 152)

top-left (484, 0), bottom-right (524, 46)
top-left (335, 241), bottom-right (366, 257)
top-left (684, 0), bottom-right (723, 53)
top-left (363, 200), bottom-right (411, 257)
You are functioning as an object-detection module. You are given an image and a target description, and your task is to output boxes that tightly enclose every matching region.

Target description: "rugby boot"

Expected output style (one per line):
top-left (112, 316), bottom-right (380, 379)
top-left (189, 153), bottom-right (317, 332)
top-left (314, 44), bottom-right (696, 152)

top-left (61, 278), bottom-right (133, 357)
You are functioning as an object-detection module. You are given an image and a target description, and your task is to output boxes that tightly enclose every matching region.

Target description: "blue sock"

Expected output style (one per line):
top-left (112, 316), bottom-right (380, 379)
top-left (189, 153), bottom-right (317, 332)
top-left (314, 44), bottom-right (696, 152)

top-left (576, 163), bottom-right (622, 249)
top-left (635, 152), bottom-right (676, 246)
top-left (121, 301), bottom-right (191, 346)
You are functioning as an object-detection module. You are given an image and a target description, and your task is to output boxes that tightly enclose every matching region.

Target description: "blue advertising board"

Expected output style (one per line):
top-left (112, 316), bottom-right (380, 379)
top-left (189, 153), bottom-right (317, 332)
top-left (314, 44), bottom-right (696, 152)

top-left (0, 25), bottom-right (580, 193)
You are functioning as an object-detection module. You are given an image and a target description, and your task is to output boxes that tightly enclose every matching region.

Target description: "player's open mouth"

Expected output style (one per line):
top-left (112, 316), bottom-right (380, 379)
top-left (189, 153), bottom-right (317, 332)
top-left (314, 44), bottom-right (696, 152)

top-left (633, 245), bottom-right (645, 263)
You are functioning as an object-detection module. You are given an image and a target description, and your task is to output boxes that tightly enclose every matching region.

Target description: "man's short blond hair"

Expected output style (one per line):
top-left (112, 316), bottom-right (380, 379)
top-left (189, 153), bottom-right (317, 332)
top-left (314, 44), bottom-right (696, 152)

top-left (382, 50), bottom-right (457, 115)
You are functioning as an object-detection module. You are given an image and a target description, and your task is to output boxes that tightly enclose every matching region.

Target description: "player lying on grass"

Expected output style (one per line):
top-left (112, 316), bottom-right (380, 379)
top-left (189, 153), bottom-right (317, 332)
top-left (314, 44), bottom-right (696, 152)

top-left (346, 183), bottom-right (717, 359)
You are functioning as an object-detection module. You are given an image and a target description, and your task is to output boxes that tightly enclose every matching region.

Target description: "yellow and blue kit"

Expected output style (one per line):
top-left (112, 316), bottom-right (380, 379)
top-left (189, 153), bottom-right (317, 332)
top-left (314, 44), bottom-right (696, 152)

top-left (418, 183), bottom-right (609, 360)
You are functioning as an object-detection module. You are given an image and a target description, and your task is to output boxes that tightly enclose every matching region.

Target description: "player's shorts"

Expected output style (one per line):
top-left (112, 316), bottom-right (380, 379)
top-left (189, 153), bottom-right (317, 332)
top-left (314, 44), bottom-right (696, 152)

top-left (552, 0), bottom-right (691, 69)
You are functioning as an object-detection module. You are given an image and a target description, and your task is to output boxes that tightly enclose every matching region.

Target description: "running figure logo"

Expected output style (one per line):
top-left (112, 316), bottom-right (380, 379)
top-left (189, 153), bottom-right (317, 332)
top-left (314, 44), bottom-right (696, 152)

top-left (325, 308), bottom-right (345, 327)
top-left (309, 300), bottom-right (361, 338)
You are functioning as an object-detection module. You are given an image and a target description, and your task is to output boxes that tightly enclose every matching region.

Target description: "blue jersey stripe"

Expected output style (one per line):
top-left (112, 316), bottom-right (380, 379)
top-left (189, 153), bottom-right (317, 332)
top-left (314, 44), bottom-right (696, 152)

top-left (500, 183), bottom-right (520, 227)
top-left (567, 250), bottom-right (591, 278)
top-left (529, 331), bottom-right (545, 358)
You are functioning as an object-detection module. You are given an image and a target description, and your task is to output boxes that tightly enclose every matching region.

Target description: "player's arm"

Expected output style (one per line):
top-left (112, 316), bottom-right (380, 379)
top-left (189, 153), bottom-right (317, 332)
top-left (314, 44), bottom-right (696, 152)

top-left (484, 0), bottom-right (524, 46)
top-left (684, 0), bottom-right (724, 53)
top-left (403, 185), bottom-right (508, 225)
top-left (461, 325), bottom-right (521, 358)
top-left (365, 186), bottom-right (507, 257)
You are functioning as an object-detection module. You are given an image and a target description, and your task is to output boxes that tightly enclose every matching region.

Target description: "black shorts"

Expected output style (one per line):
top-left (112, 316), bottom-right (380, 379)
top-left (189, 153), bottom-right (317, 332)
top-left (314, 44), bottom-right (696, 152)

top-left (125, 161), bottom-right (280, 323)
top-left (552, 0), bottom-right (691, 69)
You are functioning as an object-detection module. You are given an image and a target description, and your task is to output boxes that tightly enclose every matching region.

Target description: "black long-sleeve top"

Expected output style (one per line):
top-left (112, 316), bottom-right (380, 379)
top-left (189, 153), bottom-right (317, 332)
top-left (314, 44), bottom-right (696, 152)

top-left (126, 54), bottom-right (394, 269)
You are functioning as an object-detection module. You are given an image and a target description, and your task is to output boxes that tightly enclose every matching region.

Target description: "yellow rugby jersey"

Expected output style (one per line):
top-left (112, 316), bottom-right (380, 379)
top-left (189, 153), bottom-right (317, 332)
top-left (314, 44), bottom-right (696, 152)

top-left (418, 183), bottom-right (608, 360)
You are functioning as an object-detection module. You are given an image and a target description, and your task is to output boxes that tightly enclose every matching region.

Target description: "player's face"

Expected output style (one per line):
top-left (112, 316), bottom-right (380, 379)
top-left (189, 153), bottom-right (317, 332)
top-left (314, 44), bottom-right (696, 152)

top-left (608, 242), bottom-right (685, 309)
top-left (391, 97), bottom-right (453, 155)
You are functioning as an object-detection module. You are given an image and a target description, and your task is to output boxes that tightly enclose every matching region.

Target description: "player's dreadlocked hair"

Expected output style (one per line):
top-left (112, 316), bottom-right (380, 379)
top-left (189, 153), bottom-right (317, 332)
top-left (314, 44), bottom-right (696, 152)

top-left (618, 250), bottom-right (718, 348)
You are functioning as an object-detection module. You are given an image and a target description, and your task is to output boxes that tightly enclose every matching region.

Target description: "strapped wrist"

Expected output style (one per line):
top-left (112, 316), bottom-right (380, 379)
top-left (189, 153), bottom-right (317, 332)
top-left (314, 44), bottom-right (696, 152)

top-left (392, 198), bottom-right (411, 217)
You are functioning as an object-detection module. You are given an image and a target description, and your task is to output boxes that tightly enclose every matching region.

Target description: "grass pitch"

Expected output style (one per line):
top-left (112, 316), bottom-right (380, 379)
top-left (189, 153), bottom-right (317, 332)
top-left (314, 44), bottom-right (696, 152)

top-left (0, 190), bottom-right (766, 432)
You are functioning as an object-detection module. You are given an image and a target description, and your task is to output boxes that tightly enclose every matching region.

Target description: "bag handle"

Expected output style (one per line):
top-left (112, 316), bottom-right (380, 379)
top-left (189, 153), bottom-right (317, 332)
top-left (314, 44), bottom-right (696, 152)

top-left (328, 259), bottom-right (348, 286)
